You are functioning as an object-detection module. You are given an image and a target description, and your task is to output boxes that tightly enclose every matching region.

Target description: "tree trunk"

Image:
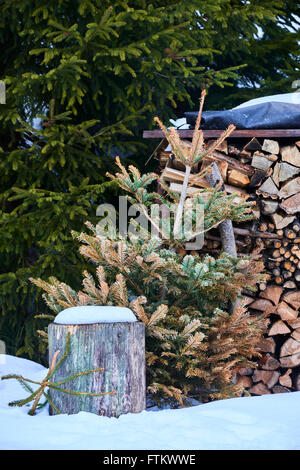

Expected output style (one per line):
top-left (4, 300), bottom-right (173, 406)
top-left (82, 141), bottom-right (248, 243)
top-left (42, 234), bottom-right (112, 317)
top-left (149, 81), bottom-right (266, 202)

top-left (206, 162), bottom-right (238, 314)
top-left (206, 162), bottom-right (237, 256)
top-left (48, 322), bottom-right (146, 418)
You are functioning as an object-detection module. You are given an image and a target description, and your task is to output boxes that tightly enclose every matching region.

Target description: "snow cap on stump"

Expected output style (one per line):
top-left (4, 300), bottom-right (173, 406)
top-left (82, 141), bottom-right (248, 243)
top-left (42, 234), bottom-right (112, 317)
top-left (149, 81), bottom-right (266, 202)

top-left (54, 305), bottom-right (137, 325)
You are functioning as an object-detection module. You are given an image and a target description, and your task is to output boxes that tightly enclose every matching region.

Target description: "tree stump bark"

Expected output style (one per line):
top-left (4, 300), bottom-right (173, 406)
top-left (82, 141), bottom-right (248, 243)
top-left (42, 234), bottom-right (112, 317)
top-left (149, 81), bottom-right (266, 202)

top-left (48, 322), bottom-right (146, 417)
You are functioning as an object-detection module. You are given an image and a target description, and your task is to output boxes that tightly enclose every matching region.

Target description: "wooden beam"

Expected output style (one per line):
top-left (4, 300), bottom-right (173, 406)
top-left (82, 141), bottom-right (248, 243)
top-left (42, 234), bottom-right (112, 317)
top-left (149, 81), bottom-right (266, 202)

top-left (205, 150), bottom-right (254, 176)
top-left (143, 129), bottom-right (300, 139)
top-left (161, 167), bottom-right (247, 195)
top-left (233, 227), bottom-right (283, 239)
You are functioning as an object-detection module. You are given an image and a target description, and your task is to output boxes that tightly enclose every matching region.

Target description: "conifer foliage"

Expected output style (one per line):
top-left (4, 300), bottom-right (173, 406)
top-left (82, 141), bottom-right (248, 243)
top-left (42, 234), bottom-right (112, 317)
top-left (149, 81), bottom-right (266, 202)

top-left (0, 0), bottom-right (245, 359)
top-left (31, 102), bottom-right (267, 405)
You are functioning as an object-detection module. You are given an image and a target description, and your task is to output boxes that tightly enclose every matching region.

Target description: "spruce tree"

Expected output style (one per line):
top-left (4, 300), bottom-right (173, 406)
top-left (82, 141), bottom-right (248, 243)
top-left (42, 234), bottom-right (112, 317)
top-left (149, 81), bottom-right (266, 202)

top-left (190, 1), bottom-right (300, 110)
top-left (0, 1), bottom-right (244, 359)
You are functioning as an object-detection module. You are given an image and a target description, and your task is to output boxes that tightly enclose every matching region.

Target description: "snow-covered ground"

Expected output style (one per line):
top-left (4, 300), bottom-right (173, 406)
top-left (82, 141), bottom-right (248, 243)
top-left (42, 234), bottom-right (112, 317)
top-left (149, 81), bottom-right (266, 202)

top-left (1, 354), bottom-right (300, 450)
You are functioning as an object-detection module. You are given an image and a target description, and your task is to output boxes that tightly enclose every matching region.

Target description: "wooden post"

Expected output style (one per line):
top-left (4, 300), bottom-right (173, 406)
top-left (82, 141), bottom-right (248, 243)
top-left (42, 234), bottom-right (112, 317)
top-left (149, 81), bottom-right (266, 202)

top-left (206, 162), bottom-right (237, 257)
top-left (48, 321), bottom-right (146, 417)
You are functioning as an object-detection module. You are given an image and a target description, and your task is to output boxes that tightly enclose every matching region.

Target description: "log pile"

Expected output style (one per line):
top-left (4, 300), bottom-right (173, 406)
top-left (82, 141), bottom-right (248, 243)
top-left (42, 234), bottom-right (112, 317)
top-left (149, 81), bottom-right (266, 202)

top-left (158, 136), bottom-right (300, 395)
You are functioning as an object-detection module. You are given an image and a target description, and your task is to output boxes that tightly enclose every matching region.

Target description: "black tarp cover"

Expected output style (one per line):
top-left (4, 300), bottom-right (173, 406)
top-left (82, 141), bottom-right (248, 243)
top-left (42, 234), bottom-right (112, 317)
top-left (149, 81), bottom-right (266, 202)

top-left (184, 102), bottom-right (300, 130)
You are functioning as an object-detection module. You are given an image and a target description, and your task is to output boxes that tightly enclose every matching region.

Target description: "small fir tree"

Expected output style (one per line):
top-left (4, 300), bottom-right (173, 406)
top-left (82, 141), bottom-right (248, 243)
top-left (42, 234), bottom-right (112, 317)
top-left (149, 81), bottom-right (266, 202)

top-left (31, 98), bottom-right (267, 405)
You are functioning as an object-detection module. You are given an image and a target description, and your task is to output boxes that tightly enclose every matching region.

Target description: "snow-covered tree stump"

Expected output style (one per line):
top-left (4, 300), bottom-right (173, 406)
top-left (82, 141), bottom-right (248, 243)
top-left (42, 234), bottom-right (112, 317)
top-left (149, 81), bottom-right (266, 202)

top-left (48, 307), bottom-right (146, 418)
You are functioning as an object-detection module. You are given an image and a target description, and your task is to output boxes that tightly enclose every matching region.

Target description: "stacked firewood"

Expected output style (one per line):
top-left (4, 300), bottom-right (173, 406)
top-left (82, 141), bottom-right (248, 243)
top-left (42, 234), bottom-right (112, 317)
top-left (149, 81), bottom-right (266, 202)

top-left (158, 136), bottom-right (300, 395)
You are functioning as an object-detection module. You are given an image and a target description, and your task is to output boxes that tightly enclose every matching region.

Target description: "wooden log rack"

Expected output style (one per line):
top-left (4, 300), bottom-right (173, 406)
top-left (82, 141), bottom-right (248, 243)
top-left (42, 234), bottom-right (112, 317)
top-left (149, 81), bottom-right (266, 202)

top-left (143, 127), bottom-right (300, 396)
top-left (143, 129), bottom-right (300, 139)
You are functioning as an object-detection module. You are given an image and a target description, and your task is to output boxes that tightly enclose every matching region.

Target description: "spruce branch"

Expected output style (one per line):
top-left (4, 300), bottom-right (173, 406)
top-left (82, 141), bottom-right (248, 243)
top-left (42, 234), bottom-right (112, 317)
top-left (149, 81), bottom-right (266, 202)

top-left (1, 333), bottom-right (115, 415)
